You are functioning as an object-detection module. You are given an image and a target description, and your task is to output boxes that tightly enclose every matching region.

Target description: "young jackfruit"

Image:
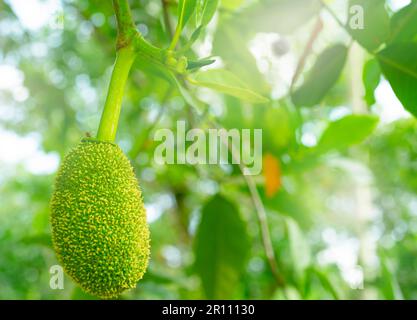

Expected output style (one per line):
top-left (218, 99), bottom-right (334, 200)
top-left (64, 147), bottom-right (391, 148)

top-left (50, 139), bottom-right (150, 298)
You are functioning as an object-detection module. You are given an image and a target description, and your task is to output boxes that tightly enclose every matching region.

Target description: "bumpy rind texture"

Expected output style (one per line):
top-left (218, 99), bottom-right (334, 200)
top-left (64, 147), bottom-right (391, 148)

top-left (50, 139), bottom-right (150, 299)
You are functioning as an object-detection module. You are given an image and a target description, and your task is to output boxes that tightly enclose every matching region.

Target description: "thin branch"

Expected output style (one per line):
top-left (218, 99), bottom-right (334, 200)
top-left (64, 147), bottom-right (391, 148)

top-left (291, 17), bottom-right (323, 90)
top-left (319, 0), bottom-right (346, 31)
top-left (214, 120), bottom-right (286, 287)
top-left (241, 167), bottom-right (285, 286)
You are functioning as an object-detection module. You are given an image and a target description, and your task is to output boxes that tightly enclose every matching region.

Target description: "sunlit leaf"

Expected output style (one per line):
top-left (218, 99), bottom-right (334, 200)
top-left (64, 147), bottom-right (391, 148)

top-left (315, 114), bottom-right (379, 154)
top-left (190, 69), bottom-right (269, 103)
top-left (362, 58), bottom-right (381, 107)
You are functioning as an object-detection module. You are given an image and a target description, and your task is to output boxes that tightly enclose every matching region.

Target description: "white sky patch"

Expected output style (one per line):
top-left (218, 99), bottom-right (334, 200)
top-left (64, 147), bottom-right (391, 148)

top-left (374, 79), bottom-right (411, 124)
top-left (318, 228), bottom-right (364, 289)
top-left (6, 0), bottom-right (62, 31)
top-left (388, 0), bottom-right (411, 11)
top-left (0, 65), bottom-right (23, 89)
top-left (145, 193), bottom-right (175, 223)
top-left (161, 245), bottom-right (182, 268)
top-left (301, 132), bottom-right (317, 147)
top-left (0, 129), bottom-right (59, 175)
top-left (0, 64), bottom-right (29, 102)
top-left (249, 32), bottom-right (296, 99)
top-left (145, 204), bottom-right (161, 223)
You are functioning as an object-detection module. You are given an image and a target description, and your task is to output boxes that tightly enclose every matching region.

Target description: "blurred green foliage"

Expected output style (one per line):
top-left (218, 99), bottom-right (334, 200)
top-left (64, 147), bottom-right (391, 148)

top-left (1, 0), bottom-right (417, 300)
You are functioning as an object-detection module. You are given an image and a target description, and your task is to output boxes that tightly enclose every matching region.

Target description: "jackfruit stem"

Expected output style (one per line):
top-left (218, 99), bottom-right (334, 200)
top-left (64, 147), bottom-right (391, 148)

top-left (96, 45), bottom-right (136, 142)
top-left (112, 0), bottom-right (136, 49)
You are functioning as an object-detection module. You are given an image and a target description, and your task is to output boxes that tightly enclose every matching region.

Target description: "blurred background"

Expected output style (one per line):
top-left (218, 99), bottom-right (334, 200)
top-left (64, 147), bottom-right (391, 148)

top-left (0, 0), bottom-right (416, 299)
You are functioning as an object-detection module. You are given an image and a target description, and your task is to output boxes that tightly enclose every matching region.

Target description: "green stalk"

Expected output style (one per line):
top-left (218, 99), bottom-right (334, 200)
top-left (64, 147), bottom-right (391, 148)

top-left (169, 0), bottom-right (186, 50)
top-left (96, 44), bottom-right (136, 142)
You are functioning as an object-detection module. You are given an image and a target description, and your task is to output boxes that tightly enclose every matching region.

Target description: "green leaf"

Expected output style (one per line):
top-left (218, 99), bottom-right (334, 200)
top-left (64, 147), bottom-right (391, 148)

top-left (21, 233), bottom-right (53, 248)
top-left (285, 217), bottom-right (311, 275)
top-left (312, 268), bottom-right (343, 300)
top-left (178, 0), bottom-right (198, 29)
top-left (71, 287), bottom-right (99, 300)
top-left (212, 23), bottom-right (270, 93)
top-left (263, 106), bottom-right (295, 152)
top-left (291, 44), bottom-right (348, 107)
top-left (190, 69), bottom-right (269, 103)
top-left (194, 195), bottom-right (251, 299)
top-left (180, 26), bottom-right (203, 53)
top-left (240, 0), bottom-right (321, 34)
top-left (315, 114), bottom-right (379, 154)
top-left (348, 0), bottom-right (390, 51)
top-left (362, 58), bottom-right (381, 107)
top-left (272, 286), bottom-right (302, 300)
top-left (187, 58), bottom-right (216, 70)
top-left (389, 1), bottom-right (417, 43)
top-left (377, 43), bottom-right (417, 117)
top-left (379, 251), bottom-right (404, 300)
top-left (196, 0), bottom-right (219, 27)
top-left (173, 75), bottom-right (206, 114)
top-left (220, 0), bottom-right (244, 10)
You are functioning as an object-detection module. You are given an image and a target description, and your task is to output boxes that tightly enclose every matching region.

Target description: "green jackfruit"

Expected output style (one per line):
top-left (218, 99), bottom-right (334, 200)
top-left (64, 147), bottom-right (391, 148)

top-left (50, 139), bottom-right (150, 298)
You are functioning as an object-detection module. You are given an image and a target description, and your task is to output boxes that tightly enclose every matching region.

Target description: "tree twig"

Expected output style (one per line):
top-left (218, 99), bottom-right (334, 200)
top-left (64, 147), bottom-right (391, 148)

top-left (319, 0), bottom-right (346, 30)
top-left (213, 119), bottom-right (286, 287)
top-left (291, 17), bottom-right (323, 90)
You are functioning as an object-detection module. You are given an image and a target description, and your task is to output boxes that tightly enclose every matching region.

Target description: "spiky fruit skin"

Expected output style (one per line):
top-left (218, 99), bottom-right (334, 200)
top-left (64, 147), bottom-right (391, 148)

top-left (50, 139), bottom-right (150, 299)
